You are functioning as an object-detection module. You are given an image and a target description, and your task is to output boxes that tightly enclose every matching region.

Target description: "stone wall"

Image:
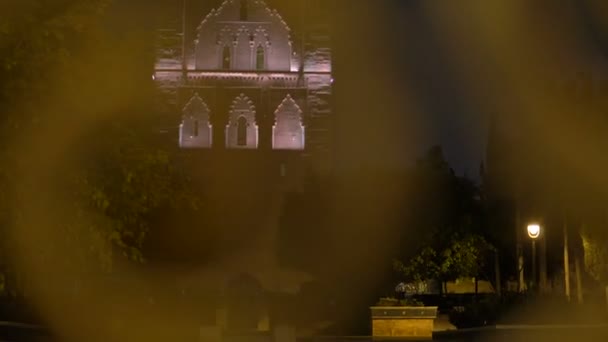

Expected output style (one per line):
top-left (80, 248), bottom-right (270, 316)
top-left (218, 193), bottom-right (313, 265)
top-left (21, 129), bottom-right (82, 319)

top-left (304, 73), bottom-right (332, 172)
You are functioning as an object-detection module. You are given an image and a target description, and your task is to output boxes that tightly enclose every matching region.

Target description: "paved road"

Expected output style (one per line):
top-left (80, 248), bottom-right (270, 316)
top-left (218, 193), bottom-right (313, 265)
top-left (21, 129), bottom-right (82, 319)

top-left (434, 324), bottom-right (608, 341)
top-left (1, 323), bottom-right (608, 342)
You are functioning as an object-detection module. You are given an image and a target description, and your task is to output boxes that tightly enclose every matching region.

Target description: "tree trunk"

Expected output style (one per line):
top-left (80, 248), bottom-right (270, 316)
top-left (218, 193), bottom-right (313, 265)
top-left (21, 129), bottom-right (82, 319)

top-left (575, 255), bottom-right (583, 304)
top-left (605, 286), bottom-right (608, 313)
top-left (516, 208), bottom-right (525, 292)
top-left (606, 286), bottom-right (608, 310)
top-left (563, 220), bottom-right (571, 301)
top-left (16, 270), bottom-right (25, 297)
top-left (518, 254), bottom-right (525, 292)
top-left (495, 250), bottom-right (502, 296)
top-left (474, 277), bottom-right (479, 296)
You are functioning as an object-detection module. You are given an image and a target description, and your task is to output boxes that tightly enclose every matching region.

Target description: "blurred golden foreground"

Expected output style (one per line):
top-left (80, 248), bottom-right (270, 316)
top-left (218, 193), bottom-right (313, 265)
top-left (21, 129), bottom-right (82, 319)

top-left (4, 0), bottom-right (608, 341)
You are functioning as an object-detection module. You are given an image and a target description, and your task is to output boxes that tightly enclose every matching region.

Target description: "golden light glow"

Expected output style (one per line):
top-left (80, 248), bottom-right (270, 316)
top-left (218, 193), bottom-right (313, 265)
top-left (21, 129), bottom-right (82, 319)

top-left (527, 224), bottom-right (541, 239)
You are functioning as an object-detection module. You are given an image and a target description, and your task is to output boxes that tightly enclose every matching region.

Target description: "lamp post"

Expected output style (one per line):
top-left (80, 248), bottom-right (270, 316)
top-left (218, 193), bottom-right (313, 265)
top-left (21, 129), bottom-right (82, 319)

top-left (527, 224), bottom-right (541, 291)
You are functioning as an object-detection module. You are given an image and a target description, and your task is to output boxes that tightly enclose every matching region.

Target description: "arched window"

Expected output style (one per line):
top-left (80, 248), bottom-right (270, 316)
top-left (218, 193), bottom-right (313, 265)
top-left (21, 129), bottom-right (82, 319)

top-left (222, 46), bottom-right (231, 69)
top-left (273, 94), bottom-right (305, 150)
top-left (226, 94), bottom-right (258, 149)
top-left (256, 45), bottom-right (265, 70)
top-left (237, 117), bottom-right (248, 146)
top-left (240, 0), bottom-right (248, 21)
top-left (193, 120), bottom-right (199, 137)
top-left (180, 93), bottom-right (212, 149)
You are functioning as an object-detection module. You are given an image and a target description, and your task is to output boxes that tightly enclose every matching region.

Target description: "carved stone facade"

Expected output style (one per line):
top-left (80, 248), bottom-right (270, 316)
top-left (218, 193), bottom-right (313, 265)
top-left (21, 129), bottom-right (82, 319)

top-left (273, 94), bottom-right (305, 150)
top-left (154, 0), bottom-right (333, 172)
top-left (226, 93), bottom-right (258, 149)
top-left (180, 93), bottom-right (213, 148)
top-left (195, 0), bottom-right (292, 71)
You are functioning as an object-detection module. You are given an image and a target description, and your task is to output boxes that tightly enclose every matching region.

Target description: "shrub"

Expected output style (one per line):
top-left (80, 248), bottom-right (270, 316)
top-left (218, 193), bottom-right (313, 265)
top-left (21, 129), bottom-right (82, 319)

top-left (376, 297), bottom-right (425, 307)
top-left (448, 296), bottom-right (499, 329)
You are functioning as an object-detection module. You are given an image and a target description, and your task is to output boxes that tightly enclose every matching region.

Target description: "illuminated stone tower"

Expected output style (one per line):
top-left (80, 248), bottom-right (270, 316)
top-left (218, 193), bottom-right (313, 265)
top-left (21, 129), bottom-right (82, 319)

top-left (152, 0), bottom-right (333, 330)
top-left (154, 0), bottom-right (333, 174)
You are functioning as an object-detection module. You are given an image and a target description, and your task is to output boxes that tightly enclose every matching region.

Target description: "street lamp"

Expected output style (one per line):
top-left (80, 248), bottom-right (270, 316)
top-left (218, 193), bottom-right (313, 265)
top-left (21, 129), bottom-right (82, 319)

top-left (527, 224), bottom-right (540, 239)
top-left (527, 224), bottom-right (541, 291)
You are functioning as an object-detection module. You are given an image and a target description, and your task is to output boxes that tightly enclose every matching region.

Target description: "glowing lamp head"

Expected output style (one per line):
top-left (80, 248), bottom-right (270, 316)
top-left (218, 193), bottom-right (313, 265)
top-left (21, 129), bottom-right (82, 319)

top-left (527, 224), bottom-right (541, 239)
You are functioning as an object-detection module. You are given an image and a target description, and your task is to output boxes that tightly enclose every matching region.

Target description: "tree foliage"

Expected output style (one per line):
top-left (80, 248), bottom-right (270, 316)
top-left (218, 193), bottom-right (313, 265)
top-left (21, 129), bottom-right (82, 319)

top-left (393, 247), bottom-right (440, 283)
top-left (63, 121), bottom-right (199, 271)
top-left (0, 0), bottom-right (109, 114)
top-left (0, 0), bottom-right (199, 275)
top-left (581, 224), bottom-right (608, 284)
top-left (394, 234), bottom-right (493, 285)
top-left (393, 146), bottom-right (494, 287)
top-left (440, 234), bottom-right (494, 280)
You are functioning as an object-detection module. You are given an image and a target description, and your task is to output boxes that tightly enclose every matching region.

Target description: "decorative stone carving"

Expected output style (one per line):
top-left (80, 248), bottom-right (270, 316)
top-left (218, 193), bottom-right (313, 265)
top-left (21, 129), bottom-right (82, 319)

top-left (226, 94), bottom-right (258, 149)
top-left (273, 94), bottom-right (305, 150)
top-left (179, 93), bottom-right (213, 149)
top-left (195, 0), bottom-right (292, 71)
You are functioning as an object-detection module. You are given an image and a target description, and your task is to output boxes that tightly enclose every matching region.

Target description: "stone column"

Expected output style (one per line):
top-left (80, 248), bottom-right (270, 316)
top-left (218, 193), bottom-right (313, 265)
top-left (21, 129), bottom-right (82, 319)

top-left (257, 87), bottom-right (273, 150)
top-left (213, 86), bottom-right (228, 150)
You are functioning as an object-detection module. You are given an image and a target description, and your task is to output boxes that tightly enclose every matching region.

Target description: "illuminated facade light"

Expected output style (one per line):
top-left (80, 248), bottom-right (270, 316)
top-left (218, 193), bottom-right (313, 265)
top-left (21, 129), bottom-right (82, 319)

top-left (155, 0), bottom-right (332, 156)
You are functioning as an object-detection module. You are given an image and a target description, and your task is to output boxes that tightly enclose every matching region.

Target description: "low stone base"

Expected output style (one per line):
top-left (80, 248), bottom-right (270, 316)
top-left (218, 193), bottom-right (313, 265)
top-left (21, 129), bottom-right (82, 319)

top-left (370, 306), bottom-right (437, 339)
top-left (372, 318), bottom-right (434, 339)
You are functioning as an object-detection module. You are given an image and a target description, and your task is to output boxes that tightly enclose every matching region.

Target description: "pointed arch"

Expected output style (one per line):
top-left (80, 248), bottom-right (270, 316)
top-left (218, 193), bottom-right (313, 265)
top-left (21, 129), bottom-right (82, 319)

top-left (272, 94), bottom-right (305, 150)
top-left (256, 44), bottom-right (265, 70)
top-left (180, 93), bottom-right (213, 149)
top-left (194, 0), bottom-right (293, 71)
top-left (193, 120), bottom-right (199, 137)
top-left (237, 116), bottom-right (248, 146)
top-left (226, 94), bottom-right (258, 149)
top-left (222, 45), bottom-right (232, 69)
